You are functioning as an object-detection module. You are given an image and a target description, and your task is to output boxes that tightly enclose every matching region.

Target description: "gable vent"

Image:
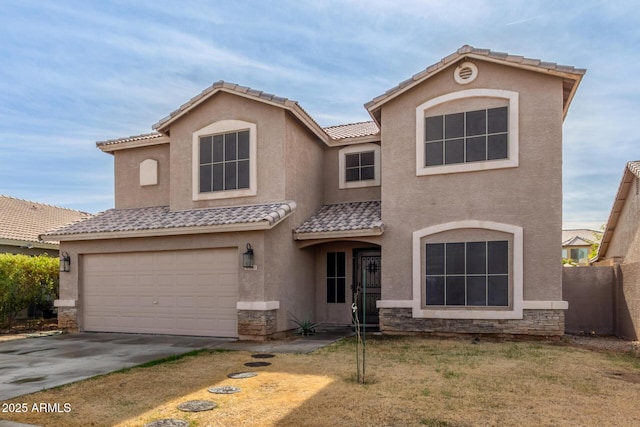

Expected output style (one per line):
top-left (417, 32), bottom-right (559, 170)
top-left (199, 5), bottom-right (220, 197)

top-left (454, 61), bottom-right (478, 85)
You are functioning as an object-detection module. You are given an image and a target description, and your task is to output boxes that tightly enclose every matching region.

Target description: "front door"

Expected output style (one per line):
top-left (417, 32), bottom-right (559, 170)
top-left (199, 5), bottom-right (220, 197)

top-left (353, 249), bottom-right (381, 326)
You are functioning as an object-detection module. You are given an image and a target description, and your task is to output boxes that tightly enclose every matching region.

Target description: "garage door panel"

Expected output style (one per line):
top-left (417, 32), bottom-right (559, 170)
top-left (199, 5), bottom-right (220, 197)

top-left (82, 249), bottom-right (239, 337)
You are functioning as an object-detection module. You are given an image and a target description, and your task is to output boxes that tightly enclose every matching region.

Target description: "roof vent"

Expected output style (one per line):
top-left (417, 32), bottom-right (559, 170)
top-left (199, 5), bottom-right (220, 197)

top-left (454, 61), bottom-right (478, 85)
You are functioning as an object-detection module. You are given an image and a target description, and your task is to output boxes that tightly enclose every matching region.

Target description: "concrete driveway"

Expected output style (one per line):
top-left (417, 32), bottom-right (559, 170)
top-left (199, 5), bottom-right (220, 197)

top-left (0, 327), bottom-right (352, 402)
top-left (0, 332), bottom-right (233, 401)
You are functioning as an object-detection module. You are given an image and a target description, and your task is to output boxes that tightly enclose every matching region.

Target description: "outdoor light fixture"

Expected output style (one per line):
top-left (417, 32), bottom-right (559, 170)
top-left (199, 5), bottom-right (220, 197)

top-left (60, 251), bottom-right (71, 272)
top-left (243, 243), bottom-right (255, 269)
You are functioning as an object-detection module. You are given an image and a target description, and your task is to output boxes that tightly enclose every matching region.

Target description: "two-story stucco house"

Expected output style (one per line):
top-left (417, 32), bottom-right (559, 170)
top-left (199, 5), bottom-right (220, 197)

top-left (44, 45), bottom-right (585, 339)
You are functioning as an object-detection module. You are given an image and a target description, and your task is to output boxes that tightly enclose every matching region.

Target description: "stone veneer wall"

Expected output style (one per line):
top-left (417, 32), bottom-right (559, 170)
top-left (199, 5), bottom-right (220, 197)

top-left (379, 308), bottom-right (564, 337)
top-left (237, 309), bottom-right (278, 340)
top-left (57, 307), bottom-right (78, 332)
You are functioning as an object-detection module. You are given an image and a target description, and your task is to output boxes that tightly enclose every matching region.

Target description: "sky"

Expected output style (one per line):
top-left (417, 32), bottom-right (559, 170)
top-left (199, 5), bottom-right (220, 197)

top-left (0, 0), bottom-right (638, 230)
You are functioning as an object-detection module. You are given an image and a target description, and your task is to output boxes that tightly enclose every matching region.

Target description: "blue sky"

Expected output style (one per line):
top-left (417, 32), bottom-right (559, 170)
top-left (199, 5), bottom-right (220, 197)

top-left (0, 0), bottom-right (638, 229)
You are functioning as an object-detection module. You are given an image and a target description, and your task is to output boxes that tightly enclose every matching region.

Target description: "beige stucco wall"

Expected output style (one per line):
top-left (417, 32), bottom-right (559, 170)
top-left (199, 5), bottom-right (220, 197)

top-left (264, 115), bottom-right (326, 332)
top-left (167, 92), bottom-right (291, 211)
top-left (114, 144), bottom-right (170, 209)
top-left (379, 60), bottom-right (565, 303)
top-left (606, 179), bottom-right (640, 264)
top-left (323, 146), bottom-right (382, 204)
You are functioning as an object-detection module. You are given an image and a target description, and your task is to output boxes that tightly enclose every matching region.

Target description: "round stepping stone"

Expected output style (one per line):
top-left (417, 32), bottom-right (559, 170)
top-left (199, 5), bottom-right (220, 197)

top-left (144, 419), bottom-right (189, 427)
top-left (177, 400), bottom-right (217, 412)
top-left (251, 353), bottom-right (275, 359)
top-left (227, 371), bottom-right (258, 379)
top-left (208, 385), bottom-right (241, 394)
top-left (244, 361), bottom-right (272, 367)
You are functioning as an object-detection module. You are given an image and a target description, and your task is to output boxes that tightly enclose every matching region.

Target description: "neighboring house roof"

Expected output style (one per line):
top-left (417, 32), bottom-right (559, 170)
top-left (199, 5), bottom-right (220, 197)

top-left (293, 201), bottom-right (383, 240)
top-left (0, 195), bottom-right (90, 249)
top-left (598, 161), bottom-right (640, 259)
top-left (365, 44), bottom-right (586, 124)
top-left (42, 201), bottom-right (296, 241)
top-left (152, 81), bottom-right (329, 144)
top-left (562, 229), bottom-right (600, 247)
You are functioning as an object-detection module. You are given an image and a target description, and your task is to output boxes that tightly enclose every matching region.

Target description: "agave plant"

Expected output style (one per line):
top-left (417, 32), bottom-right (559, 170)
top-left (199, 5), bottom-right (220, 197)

top-left (289, 313), bottom-right (318, 336)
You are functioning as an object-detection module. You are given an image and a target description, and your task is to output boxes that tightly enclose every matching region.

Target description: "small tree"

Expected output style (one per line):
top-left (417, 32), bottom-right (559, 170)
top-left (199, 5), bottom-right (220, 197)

top-left (0, 254), bottom-right (59, 328)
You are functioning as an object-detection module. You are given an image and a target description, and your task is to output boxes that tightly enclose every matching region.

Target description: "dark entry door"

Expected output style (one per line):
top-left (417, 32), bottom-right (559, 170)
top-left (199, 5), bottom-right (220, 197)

top-left (353, 249), bottom-right (381, 326)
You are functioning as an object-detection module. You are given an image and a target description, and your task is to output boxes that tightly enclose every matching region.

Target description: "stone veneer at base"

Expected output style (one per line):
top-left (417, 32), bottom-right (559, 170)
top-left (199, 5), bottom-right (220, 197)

top-left (57, 307), bottom-right (78, 332)
top-left (379, 308), bottom-right (564, 336)
top-left (237, 309), bottom-right (278, 340)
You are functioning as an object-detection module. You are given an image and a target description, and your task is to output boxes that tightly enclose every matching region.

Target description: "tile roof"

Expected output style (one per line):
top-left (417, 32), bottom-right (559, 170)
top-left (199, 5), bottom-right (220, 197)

top-left (366, 44), bottom-right (586, 121)
top-left (96, 132), bottom-right (165, 147)
top-left (0, 195), bottom-right (91, 246)
top-left (294, 201), bottom-right (383, 238)
top-left (597, 160), bottom-right (640, 260)
top-left (152, 81), bottom-right (328, 143)
top-left (562, 229), bottom-right (601, 246)
top-left (42, 201), bottom-right (296, 240)
top-left (324, 121), bottom-right (379, 140)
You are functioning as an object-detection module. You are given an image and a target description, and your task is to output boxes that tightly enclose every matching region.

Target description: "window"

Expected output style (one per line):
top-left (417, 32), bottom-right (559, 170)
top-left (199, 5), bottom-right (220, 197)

top-left (425, 107), bottom-right (508, 166)
top-left (338, 143), bottom-right (381, 189)
top-left (345, 151), bottom-right (375, 182)
top-left (415, 89), bottom-right (519, 176)
top-left (327, 252), bottom-right (346, 303)
top-left (199, 130), bottom-right (250, 192)
top-left (192, 120), bottom-right (257, 201)
top-left (425, 241), bottom-right (509, 307)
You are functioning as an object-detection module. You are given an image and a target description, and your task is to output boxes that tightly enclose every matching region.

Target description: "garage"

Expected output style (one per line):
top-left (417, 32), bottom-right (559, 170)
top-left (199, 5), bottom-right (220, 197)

top-left (81, 248), bottom-right (238, 337)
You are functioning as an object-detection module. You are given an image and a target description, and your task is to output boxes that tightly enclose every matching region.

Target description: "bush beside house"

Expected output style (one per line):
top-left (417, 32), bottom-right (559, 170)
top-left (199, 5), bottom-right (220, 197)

top-left (0, 253), bottom-right (59, 328)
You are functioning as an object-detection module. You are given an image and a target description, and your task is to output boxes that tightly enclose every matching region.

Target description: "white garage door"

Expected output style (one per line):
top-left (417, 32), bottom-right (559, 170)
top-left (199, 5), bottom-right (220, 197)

top-left (82, 249), bottom-right (238, 337)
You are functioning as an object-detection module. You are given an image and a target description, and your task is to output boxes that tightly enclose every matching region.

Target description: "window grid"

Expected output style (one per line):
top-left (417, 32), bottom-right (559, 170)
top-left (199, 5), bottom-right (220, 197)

top-left (326, 252), bottom-right (346, 304)
top-left (425, 107), bottom-right (508, 167)
top-left (426, 241), bottom-right (509, 307)
top-left (345, 151), bottom-right (375, 182)
top-left (199, 130), bottom-right (250, 193)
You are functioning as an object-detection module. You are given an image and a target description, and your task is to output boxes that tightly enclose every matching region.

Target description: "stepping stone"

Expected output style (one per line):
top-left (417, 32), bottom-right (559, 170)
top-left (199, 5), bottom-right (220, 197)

top-left (208, 385), bottom-right (241, 394)
top-left (144, 419), bottom-right (189, 427)
top-left (177, 400), bottom-right (218, 412)
top-left (244, 361), bottom-right (272, 367)
top-left (227, 371), bottom-right (258, 379)
top-left (251, 353), bottom-right (275, 359)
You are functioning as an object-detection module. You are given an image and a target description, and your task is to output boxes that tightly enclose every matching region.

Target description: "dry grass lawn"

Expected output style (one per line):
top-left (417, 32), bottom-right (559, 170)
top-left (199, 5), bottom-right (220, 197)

top-left (3, 335), bottom-right (640, 426)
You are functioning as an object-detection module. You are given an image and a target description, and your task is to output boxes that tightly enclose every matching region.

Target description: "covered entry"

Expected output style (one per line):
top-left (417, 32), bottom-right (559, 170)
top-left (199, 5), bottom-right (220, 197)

top-left (81, 248), bottom-right (238, 337)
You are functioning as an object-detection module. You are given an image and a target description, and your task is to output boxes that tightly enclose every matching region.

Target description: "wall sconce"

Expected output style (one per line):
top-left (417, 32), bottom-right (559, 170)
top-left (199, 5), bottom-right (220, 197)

top-left (243, 243), bottom-right (255, 269)
top-left (60, 251), bottom-right (71, 272)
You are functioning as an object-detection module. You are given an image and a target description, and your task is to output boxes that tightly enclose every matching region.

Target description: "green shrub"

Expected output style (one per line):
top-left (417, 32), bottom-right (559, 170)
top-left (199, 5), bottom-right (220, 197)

top-left (0, 254), bottom-right (59, 328)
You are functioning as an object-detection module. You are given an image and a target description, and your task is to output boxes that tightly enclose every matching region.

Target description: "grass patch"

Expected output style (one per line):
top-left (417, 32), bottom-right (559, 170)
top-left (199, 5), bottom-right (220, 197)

top-left (3, 336), bottom-right (640, 426)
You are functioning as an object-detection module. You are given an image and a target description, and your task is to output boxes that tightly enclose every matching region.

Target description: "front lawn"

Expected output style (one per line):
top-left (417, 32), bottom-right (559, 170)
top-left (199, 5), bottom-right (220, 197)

top-left (2, 336), bottom-right (640, 426)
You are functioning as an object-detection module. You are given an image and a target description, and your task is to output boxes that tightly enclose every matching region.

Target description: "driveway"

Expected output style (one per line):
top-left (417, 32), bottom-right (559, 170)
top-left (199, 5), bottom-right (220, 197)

top-left (0, 327), bottom-right (352, 402)
top-left (0, 332), bottom-right (233, 401)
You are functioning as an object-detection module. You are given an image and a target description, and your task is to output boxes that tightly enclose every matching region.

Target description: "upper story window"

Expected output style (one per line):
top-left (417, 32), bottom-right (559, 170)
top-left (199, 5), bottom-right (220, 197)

top-left (345, 151), bottom-right (375, 182)
top-left (338, 143), bottom-right (381, 189)
top-left (416, 89), bottom-right (519, 176)
top-left (425, 106), bottom-right (508, 166)
top-left (199, 130), bottom-right (250, 192)
top-left (192, 120), bottom-right (257, 201)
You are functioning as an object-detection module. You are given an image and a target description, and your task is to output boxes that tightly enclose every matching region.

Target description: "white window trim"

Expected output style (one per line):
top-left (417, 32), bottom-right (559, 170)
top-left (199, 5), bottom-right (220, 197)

top-left (415, 89), bottom-right (519, 176)
top-left (338, 143), bottom-right (381, 189)
top-left (192, 119), bottom-right (257, 201)
top-left (412, 220), bottom-right (524, 320)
